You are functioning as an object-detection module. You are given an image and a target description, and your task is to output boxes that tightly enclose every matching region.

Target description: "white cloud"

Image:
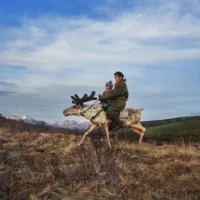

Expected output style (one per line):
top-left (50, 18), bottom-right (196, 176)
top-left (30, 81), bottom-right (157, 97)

top-left (0, 0), bottom-right (200, 74)
top-left (0, 0), bottom-right (200, 120)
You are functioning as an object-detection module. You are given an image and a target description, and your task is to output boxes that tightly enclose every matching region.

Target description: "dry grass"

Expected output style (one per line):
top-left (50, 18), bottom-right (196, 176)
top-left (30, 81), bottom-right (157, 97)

top-left (0, 117), bottom-right (200, 200)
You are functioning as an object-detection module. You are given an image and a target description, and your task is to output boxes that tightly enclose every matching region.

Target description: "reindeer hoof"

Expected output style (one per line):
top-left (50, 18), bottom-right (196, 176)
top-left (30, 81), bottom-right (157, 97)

top-left (138, 140), bottom-right (143, 145)
top-left (77, 142), bottom-right (82, 146)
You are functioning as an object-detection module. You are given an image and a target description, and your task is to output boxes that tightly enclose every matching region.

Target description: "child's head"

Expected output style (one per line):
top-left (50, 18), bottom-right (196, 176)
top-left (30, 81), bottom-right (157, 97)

top-left (105, 81), bottom-right (113, 90)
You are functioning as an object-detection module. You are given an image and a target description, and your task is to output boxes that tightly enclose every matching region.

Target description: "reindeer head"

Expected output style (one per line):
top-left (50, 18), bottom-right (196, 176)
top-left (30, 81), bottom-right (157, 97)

top-left (63, 91), bottom-right (97, 116)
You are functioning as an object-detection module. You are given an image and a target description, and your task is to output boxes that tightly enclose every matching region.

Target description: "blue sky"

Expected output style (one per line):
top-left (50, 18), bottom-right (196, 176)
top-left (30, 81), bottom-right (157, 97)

top-left (0, 0), bottom-right (200, 122)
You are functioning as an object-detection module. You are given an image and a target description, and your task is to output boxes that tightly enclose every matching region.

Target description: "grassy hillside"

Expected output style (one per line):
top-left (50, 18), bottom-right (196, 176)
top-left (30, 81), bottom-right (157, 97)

top-left (142, 116), bottom-right (200, 128)
top-left (0, 116), bottom-right (200, 200)
top-left (145, 118), bottom-right (200, 141)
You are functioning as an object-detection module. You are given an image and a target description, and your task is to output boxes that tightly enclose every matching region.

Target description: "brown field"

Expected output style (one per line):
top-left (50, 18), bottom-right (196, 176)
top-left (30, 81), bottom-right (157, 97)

top-left (0, 117), bottom-right (200, 200)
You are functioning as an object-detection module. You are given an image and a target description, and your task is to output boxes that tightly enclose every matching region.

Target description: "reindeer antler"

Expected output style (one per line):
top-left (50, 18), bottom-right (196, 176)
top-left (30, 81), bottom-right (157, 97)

top-left (71, 91), bottom-right (97, 105)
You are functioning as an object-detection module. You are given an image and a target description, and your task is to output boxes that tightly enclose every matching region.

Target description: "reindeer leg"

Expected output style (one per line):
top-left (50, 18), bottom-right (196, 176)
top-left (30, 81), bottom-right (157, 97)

top-left (131, 123), bottom-right (146, 132)
top-left (138, 122), bottom-right (146, 132)
top-left (103, 124), bottom-right (112, 149)
top-left (78, 123), bottom-right (97, 146)
top-left (131, 123), bottom-right (146, 144)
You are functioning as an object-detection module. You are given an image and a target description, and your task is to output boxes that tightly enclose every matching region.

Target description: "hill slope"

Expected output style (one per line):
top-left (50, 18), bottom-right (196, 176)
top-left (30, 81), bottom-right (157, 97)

top-left (142, 116), bottom-right (200, 128)
top-left (144, 118), bottom-right (200, 140)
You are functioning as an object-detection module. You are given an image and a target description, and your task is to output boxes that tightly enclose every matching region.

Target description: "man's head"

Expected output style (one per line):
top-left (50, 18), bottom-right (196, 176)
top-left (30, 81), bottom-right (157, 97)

top-left (114, 71), bottom-right (124, 83)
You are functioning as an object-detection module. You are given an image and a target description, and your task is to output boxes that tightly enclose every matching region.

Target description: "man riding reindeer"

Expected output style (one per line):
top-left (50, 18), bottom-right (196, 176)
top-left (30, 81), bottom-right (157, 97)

top-left (63, 71), bottom-right (145, 148)
top-left (99, 71), bottom-right (129, 132)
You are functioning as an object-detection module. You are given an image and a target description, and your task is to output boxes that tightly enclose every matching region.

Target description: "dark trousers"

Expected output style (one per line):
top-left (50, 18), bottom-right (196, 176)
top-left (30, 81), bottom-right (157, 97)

top-left (106, 101), bottom-right (126, 126)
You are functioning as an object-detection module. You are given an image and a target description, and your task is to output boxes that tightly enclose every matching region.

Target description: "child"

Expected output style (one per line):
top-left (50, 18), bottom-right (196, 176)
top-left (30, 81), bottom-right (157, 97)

top-left (103, 81), bottom-right (113, 95)
top-left (102, 81), bottom-right (113, 110)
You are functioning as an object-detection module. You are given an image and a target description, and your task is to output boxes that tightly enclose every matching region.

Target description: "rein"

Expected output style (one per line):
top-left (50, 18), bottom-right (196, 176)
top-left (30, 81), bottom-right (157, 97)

top-left (81, 100), bottom-right (104, 120)
top-left (82, 99), bottom-right (100, 114)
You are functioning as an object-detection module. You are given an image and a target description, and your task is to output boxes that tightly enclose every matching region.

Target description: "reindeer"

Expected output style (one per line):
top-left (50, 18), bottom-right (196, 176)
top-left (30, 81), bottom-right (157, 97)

top-left (63, 91), bottom-right (146, 148)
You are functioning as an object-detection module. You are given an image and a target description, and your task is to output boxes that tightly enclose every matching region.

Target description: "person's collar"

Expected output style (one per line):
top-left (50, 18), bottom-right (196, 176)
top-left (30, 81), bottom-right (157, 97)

top-left (116, 79), bottom-right (126, 84)
top-left (121, 79), bottom-right (126, 82)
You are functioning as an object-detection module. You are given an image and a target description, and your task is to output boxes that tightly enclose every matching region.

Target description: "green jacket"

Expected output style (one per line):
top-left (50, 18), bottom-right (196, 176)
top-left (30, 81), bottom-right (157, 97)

top-left (101, 80), bottom-right (129, 101)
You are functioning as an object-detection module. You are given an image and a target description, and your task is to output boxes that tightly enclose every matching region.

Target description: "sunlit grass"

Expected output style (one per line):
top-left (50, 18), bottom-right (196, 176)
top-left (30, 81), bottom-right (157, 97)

top-left (0, 116), bottom-right (200, 200)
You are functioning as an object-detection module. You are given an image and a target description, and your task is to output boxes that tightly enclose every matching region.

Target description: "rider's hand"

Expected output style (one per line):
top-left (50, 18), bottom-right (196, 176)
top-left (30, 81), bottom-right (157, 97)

top-left (98, 94), bottom-right (105, 101)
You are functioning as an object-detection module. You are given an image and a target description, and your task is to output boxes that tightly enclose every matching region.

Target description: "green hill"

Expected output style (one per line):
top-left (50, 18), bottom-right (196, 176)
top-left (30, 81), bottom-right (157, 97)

top-left (142, 116), bottom-right (200, 128)
top-left (145, 118), bottom-right (200, 140)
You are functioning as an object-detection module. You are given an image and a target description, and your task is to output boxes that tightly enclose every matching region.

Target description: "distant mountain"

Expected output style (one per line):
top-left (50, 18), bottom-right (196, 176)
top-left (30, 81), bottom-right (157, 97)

top-left (2, 114), bottom-right (91, 131)
top-left (5, 114), bottom-right (21, 121)
top-left (22, 116), bottom-right (47, 126)
top-left (48, 120), bottom-right (90, 131)
top-left (5, 115), bottom-right (47, 126)
top-left (1, 113), bottom-right (200, 132)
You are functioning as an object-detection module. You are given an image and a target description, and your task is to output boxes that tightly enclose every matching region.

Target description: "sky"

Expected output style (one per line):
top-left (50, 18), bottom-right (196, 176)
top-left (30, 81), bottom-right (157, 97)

top-left (0, 0), bottom-right (200, 122)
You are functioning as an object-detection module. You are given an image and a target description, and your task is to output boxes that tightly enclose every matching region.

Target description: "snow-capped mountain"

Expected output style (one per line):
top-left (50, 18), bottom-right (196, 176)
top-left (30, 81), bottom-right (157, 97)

top-left (48, 120), bottom-right (90, 131)
top-left (2, 113), bottom-right (90, 131)
top-left (22, 116), bottom-right (47, 126)
top-left (5, 114), bottom-right (22, 120)
top-left (5, 115), bottom-right (47, 126)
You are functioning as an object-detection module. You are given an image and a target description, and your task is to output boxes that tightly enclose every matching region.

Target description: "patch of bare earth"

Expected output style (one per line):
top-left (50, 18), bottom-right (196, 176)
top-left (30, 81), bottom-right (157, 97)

top-left (0, 119), bottom-right (200, 200)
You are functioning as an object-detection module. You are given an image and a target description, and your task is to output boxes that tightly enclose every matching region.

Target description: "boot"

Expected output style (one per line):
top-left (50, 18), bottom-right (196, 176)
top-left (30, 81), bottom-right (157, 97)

top-left (110, 124), bottom-right (122, 133)
top-left (109, 123), bottom-right (115, 132)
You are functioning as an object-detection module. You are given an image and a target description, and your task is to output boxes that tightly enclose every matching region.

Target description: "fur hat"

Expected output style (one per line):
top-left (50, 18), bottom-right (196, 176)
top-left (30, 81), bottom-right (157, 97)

top-left (105, 81), bottom-right (113, 89)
